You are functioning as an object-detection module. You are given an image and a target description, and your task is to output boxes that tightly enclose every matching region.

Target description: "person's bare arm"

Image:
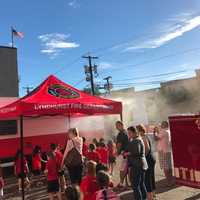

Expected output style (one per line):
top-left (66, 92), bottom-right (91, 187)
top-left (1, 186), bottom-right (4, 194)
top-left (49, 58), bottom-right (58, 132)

top-left (61, 140), bottom-right (72, 167)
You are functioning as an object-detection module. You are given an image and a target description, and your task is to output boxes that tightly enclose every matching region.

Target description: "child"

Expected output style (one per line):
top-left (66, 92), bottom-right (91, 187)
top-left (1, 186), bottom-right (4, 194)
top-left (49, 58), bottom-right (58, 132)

top-left (80, 161), bottom-right (98, 200)
top-left (50, 143), bottom-right (66, 191)
top-left (0, 164), bottom-right (4, 200)
top-left (32, 145), bottom-right (45, 175)
top-left (14, 150), bottom-right (30, 192)
top-left (87, 144), bottom-right (101, 163)
top-left (45, 151), bottom-right (62, 200)
top-left (92, 171), bottom-right (119, 200)
top-left (98, 142), bottom-right (109, 166)
top-left (65, 185), bottom-right (83, 200)
top-left (96, 164), bottom-right (114, 188)
top-left (107, 140), bottom-right (117, 175)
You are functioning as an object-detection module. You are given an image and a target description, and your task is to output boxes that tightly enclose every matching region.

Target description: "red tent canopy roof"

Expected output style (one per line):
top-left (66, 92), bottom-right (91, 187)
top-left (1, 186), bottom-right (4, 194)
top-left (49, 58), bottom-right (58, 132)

top-left (0, 75), bottom-right (122, 119)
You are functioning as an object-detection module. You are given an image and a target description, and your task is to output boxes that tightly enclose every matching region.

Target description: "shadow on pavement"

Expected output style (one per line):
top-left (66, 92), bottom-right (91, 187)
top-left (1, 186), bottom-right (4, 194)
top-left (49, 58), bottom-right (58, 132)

top-left (120, 192), bottom-right (134, 200)
top-left (156, 178), bottom-right (179, 194)
top-left (184, 193), bottom-right (200, 200)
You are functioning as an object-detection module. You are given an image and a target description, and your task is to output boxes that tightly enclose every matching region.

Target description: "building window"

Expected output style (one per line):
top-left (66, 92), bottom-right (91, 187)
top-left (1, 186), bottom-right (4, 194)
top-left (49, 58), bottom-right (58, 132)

top-left (0, 120), bottom-right (17, 135)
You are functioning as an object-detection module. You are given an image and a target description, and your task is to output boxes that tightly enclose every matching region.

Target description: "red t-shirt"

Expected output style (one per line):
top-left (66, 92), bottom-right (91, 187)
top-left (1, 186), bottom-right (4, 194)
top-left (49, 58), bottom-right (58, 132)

top-left (46, 158), bottom-right (59, 181)
top-left (15, 157), bottom-right (28, 175)
top-left (80, 175), bottom-right (99, 200)
top-left (32, 153), bottom-right (42, 170)
top-left (87, 151), bottom-right (101, 163)
top-left (108, 145), bottom-right (116, 157)
top-left (98, 147), bottom-right (109, 165)
top-left (83, 143), bottom-right (89, 157)
top-left (55, 150), bottom-right (63, 169)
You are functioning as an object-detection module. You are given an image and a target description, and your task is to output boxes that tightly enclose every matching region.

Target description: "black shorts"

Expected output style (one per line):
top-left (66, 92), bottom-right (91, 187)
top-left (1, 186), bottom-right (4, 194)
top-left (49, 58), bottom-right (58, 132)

top-left (109, 156), bottom-right (116, 164)
top-left (58, 170), bottom-right (65, 176)
top-left (47, 180), bottom-right (60, 193)
top-left (33, 169), bottom-right (41, 176)
top-left (17, 173), bottom-right (27, 179)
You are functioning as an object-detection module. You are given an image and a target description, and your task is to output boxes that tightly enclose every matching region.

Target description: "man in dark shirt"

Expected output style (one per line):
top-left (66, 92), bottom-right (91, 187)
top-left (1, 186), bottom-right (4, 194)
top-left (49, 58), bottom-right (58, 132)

top-left (115, 121), bottom-right (129, 188)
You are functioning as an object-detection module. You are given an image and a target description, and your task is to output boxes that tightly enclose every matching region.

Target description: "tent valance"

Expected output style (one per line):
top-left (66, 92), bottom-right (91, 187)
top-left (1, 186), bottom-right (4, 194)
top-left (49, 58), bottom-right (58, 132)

top-left (0, 75), bottom-right (122, 119)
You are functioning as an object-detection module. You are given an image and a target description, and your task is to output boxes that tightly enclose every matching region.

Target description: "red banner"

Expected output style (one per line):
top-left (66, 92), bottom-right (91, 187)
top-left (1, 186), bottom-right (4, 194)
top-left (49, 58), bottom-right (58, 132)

top-left (169, 115), bottom-right (200, 189)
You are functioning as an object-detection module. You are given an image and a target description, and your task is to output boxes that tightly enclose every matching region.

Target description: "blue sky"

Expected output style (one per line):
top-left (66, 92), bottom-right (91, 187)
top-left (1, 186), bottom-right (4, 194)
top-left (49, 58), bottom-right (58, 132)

top-left (1, 0), bottom-right (200, 96)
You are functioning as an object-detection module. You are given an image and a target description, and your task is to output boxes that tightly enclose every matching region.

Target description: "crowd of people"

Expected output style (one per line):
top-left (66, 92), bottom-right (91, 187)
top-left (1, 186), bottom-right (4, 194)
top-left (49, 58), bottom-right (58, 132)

top-left (0, 120), bottom-right (173, 200)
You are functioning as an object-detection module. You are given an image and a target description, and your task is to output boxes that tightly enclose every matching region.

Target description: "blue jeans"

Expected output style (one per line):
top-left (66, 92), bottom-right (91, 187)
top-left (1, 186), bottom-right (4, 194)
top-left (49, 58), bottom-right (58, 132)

top-left (130, 167), bottom-right (147, 200)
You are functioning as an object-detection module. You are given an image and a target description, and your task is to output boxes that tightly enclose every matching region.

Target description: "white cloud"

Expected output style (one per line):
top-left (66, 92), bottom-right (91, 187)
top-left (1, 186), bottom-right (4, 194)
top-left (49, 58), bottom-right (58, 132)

top-left (124, 13), bottom-right (200, 52)
top-left (38, 33), bottom-right (79, 58)
top-left (68, 0), bottom-right (79, 8)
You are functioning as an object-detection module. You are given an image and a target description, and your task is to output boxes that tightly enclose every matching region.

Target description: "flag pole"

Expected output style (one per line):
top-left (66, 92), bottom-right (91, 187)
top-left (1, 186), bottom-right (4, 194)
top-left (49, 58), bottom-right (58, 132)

top-left (11, 26), bottom-right (14, 48)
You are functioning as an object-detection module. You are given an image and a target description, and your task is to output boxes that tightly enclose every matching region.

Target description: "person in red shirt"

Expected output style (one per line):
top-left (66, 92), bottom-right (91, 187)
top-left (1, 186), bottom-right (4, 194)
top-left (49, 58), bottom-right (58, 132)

top-left (87, 144), bottom-right (101, 163)
top-left (32, 145), bottom-right (46, 175)
top-left (80, 161), bottom-right (99, 200)
top-left (107, 140), bottom-right (117, 175)
top-left (14, 150), bottom-right (30, 192)
top-left (45, 151), bottom-right (62, 200)
top-left (50, 143), bottom-right (66, 191)
top-left (98, 142), bottom-right (109, 166)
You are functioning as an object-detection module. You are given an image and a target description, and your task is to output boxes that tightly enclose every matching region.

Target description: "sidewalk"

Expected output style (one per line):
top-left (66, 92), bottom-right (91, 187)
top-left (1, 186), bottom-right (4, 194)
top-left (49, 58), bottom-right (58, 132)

top-left (116, 161), bottom-right (200, 200)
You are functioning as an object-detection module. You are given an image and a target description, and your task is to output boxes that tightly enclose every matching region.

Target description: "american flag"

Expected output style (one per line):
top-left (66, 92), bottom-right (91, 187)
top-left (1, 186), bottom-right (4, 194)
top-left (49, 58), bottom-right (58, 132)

top-left (12, 28), bottom-right (24, 38)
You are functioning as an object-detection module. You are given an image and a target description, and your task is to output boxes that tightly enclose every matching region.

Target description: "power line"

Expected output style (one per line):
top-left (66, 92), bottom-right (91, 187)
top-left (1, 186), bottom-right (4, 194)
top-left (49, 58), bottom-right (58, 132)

top-left (111, 69), bottom-right (193, 82)
top-left (27, 56), bottom-right (82, 87)
top-left (99, 47), bottom-right (200, 75)
top-left (73, 78), bottom-right (86, 87)
top-left (54, 56), bottom-right (82, 75)
top-left (23, 86), bottom-right (33, 94)
top-left (97, 71), bottom-right (194, 88)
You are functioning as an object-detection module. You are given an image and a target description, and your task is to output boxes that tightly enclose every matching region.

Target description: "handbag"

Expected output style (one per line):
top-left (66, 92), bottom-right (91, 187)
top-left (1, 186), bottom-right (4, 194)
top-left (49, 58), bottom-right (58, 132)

top-left (64, 139), bottom-right (82, 168)
top-left (146, 137), bottom-right (156, 166)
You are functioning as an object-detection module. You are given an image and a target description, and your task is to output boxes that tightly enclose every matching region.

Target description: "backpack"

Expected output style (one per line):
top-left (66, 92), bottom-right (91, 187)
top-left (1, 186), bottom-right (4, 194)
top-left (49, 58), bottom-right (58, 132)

top-left (65, 140), bottom-right (82, 168)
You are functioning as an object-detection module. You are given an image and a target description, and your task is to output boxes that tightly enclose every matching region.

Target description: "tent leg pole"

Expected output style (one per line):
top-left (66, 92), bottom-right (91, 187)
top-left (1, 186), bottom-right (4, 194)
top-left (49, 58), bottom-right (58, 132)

top-left (120, 113), bottom-right (123, 122)
top-left (68, 115), bottom-right (71, 129)
top-left (20, 115), bottom-right (25, 200)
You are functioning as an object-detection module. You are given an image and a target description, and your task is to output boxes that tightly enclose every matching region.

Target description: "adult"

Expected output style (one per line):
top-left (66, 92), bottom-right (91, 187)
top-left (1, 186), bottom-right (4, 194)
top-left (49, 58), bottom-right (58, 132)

top-left (115, 121), bottom-right (129, 188)
top-left (126, 126), bottom-right (148, 200)
top-left (62, 128), bottom-right (83, 184)
top-left (154, 121), bottom-right (173, 185)
top-left (137, 125), bottom-right (156, 200)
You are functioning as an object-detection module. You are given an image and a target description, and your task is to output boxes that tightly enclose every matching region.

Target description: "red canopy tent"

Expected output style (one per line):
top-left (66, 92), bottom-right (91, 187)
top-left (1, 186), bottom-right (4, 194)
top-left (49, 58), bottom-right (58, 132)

top-left (0, 75), bottom-right (122, 118)
top-left (0, 75), bottom-right (122, 200)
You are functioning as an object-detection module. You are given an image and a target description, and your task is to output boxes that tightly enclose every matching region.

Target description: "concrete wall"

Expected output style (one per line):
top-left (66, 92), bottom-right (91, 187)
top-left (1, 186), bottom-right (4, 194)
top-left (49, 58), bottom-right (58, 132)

top-left (0, 46), bottom-right (19, 97)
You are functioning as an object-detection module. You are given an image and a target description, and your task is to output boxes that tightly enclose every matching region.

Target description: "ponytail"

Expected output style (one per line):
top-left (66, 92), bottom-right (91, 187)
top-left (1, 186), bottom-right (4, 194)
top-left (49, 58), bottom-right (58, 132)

top-left (102, 189), bottom-right (108, 200)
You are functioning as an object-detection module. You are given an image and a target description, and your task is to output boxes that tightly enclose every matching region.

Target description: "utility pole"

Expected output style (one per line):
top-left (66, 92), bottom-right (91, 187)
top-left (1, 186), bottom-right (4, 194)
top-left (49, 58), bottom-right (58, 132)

top-left (104, 76), bottom-right (112, 94)
top-left (23, 86), bottom-right (33, 94)
top-left (82, 54), bottom-right (98, 95)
